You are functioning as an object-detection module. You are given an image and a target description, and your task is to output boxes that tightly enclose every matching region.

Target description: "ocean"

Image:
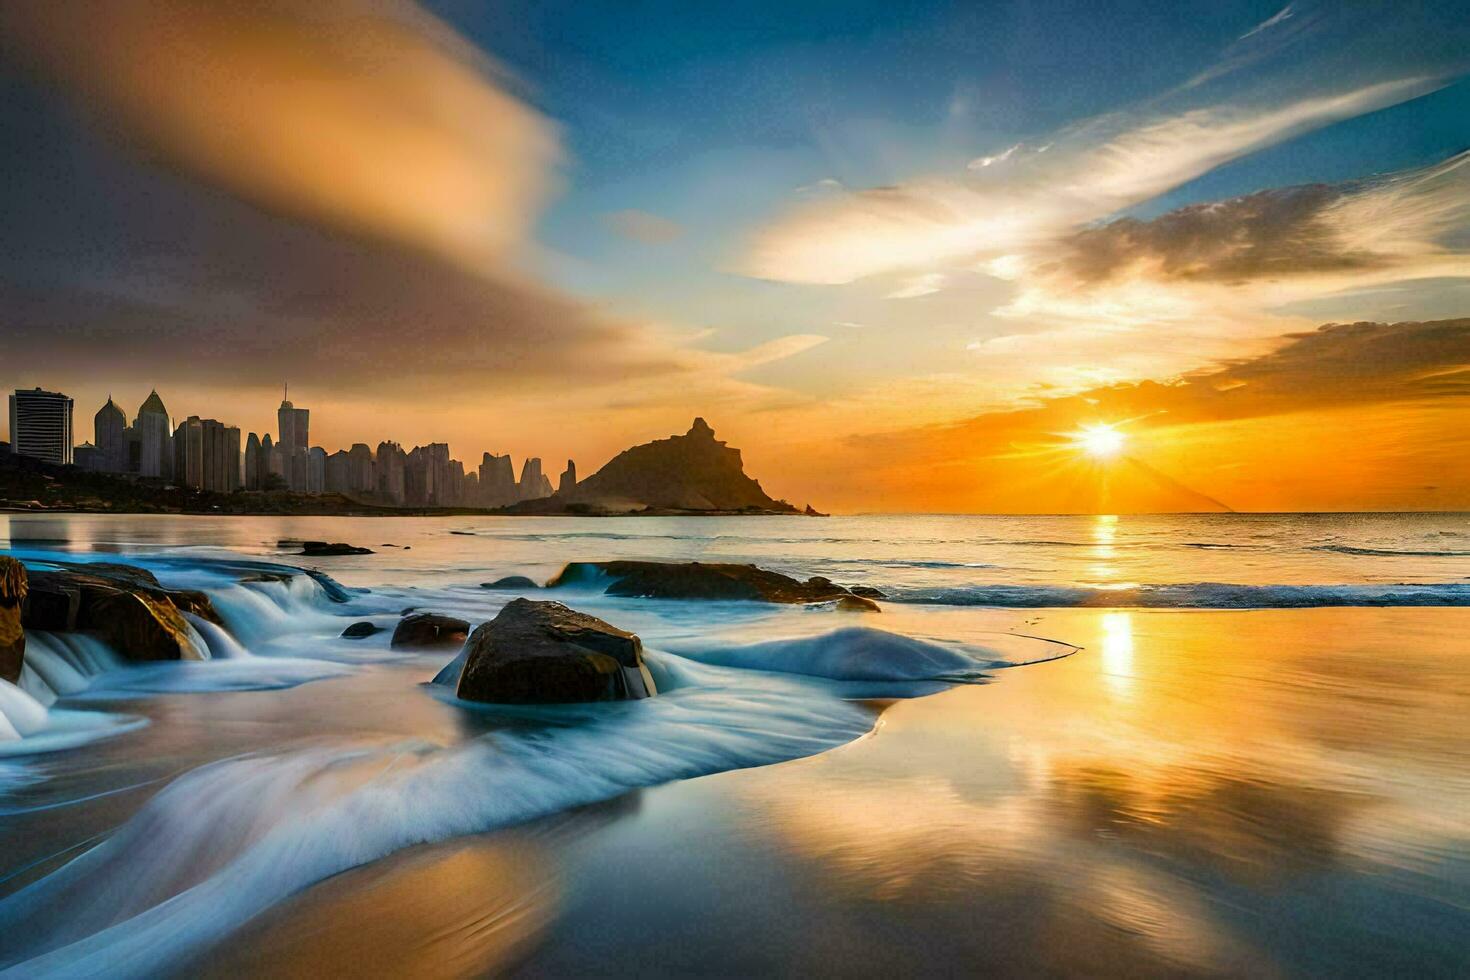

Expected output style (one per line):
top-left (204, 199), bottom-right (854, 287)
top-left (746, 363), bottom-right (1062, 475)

top-left (0, 512), bottom-right (1467, 977)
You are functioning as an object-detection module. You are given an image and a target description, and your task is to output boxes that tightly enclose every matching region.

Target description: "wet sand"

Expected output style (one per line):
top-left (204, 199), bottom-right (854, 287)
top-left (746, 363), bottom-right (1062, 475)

top-left (194, 607), bottom-right (1470, 977)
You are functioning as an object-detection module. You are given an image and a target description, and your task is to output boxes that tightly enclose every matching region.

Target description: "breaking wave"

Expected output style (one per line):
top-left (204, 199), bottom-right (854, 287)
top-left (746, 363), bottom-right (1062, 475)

top-left (0, 658), bottom-right (877, 977)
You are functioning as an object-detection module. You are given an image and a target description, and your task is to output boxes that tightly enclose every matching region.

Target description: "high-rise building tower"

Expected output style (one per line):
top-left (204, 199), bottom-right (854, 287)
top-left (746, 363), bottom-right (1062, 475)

top-left (173, 416), bottom-right (241, 492)
top-left (277, 386), bottom-right (309, 454)
top-left (94, 397), bottom-right (127, 472)
top-left (136, 389), bottom-right (173, 479)
top-left (8, 388), bottom-right (73, 465)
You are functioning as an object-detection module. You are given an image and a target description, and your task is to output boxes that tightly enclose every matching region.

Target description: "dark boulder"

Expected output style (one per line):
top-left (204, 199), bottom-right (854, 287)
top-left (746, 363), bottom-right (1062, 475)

top-left (456, 598), bottom-right (656, 704)
top-left (82, 589), bottom-right (207, 661)
top-left (340, 621), bottom-right (381, 639)
top-left (0, 557), bottom-right (26, 684)
top-left (849, 585), bottom-right (887, 600)
top-left (300, 541), bottom-right (373, 556)
top-left (547, 561), bottom-right (858, 604)
top-left (18, 562), bottom-right (221, 661)
top-left (390, 613), bottom-right (470, 650)
top-left (481, 576), bottom-right (539, 590)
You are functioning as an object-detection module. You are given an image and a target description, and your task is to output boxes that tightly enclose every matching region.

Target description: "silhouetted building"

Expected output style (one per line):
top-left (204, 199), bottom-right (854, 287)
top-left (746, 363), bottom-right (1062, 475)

top-left (174, 416), bottom-right (240, 492)
top-left (136, 389), bottom-right (173, 480)
top-left (73, 442), bottom-right (99, 471)
top-left (376, 442), bottom-right (406, 503)
top-left (9, 388), bottom-right (73, 466)
top-left (479, 452), bottom-right (517, 507)
top-left (244, 433), bottom-right (263, 490)
top-left (308, 446), bottom-right (326, 493)
top-left (94, 397), bottom-right (127, 473)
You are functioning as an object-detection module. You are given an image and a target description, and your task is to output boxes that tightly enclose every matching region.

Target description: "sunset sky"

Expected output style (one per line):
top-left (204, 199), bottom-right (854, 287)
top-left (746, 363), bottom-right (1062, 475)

top-left (1, 0), bottom-right (1467, 512)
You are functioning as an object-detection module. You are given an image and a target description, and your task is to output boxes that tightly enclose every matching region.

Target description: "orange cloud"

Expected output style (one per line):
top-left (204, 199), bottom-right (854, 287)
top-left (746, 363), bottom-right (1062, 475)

top-left (0, 0), bottom-right (558, 272)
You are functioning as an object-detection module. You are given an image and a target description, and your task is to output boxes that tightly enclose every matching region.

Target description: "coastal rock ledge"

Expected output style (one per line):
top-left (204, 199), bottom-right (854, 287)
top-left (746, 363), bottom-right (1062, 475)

top-left (549, 560), bottom-right (884, 605)
top-left (456, 598), bottom-right (656, 704)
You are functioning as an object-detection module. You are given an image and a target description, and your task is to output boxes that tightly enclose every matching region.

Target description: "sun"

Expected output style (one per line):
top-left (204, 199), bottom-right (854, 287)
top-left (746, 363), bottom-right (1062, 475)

top-left (1073, 423), bottom-right (1127, 459)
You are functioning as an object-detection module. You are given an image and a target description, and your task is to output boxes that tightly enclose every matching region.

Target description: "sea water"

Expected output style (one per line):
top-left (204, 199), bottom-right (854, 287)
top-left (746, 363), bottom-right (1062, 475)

top-left (0, 512), bottom-right (1466, 977)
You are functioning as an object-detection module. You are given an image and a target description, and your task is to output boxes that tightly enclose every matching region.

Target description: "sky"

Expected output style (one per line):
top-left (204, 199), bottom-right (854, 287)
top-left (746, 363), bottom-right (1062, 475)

top-left (0, 0), bottom-right (1467, 512)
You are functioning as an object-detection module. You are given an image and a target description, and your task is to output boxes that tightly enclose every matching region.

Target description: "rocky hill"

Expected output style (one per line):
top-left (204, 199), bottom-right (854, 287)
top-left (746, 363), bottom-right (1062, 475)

top-left (509, 418), bottom-right (804, 515)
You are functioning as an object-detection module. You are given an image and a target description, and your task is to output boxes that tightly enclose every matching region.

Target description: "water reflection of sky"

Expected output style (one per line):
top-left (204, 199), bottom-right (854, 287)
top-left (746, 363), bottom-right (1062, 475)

top-left (678, 607), bottom-right (1470, 976)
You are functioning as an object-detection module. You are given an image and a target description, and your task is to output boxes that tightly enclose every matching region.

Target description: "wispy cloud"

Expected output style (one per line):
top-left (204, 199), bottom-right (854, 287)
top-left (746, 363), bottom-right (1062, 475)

top-left (1240, 4), bottom-right (1295, 41)
top-left (739, 77), bottom-right (1444, 286)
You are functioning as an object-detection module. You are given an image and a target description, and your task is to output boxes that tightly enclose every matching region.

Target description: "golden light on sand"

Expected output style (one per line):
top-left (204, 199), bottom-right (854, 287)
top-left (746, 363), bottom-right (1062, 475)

top-left (1074, 423), bottom-right (1127, 459)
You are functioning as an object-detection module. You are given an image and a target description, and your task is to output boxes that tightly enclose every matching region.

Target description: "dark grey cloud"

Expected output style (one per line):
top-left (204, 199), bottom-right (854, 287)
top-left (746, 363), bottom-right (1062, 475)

top-left (0, 44), bottom-right (679, 397)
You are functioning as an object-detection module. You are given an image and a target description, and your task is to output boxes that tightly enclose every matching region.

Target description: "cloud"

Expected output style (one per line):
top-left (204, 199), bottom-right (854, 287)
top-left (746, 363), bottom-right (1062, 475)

top-left (0, 0), bottom-right (558, 273)
top-left (1046, 152), bottom-right (1470, 288)
top-left (885, 273), bottom-right (947, 299)
top-left (738, 77), bottom-right (1444, 286)
top-left (0, 1), bottom-right (827, 460)
top-left (603, 209), bottom-right (684, 244)
top-left (967, 143), bottom-right (1021, 170)
top-left (1240, 4), bottom-right (1296, 40)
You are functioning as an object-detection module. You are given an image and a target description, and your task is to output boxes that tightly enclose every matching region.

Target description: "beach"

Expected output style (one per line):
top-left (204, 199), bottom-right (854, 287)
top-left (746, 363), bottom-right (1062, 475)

top-left (1, 513), bottom-right (1467, 977)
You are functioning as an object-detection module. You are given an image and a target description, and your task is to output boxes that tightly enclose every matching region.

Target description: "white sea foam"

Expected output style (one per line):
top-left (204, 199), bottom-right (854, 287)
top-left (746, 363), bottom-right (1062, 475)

top-left (668, 626), bottom-right (1077, 681)
top-left (0, 660), bottom-right (875, 977)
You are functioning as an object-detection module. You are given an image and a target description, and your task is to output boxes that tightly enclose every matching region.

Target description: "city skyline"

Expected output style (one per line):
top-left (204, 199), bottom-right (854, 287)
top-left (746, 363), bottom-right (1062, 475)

top-left (4, 383), bottom-right (566, 509)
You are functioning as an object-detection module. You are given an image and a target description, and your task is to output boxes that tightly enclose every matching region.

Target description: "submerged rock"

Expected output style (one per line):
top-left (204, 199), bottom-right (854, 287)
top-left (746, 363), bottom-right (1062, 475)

top-left (481, 576), bottom-right (539, 590)
top-left (456, 598), bottom-right (655, 704)
top-left (0, 557), bottom-right (26, 683)
top-left (390, 613), bottom-right (470, 650)
top-left (300, 541), bottom-right (373, 556)
top-left (849, 585), bottom-right (887, 600)
top-left (548, 560), bottom-right (870, 604)
top-left (340, 621), bottom-right (381, 639)
top-left (834, 595), bottom-right (881, 613)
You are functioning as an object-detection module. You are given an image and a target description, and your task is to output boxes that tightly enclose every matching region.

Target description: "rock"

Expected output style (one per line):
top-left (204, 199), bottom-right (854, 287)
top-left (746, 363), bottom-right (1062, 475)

top-left (390, 613), bottom-right (470, 650)
top-left (547, 561), bottom-right (855, 604)
top-left (340, 621), bottom-right (381, 639)
top-left (481, 576), bottom-right (539, 590)
top-left (449, 530), bottom-right (474, 536)
top-left (300, 541), bottom-right (373, 556)
top-left (834, 595), bottom-right (881, 613)
top-left (82, 589), bottom-right (207, 661)
top-left (456, 598), bottom-right (655, 704)
top-left (22, 574), bottom-right (80, 630)
top-left (544, 418), bottom-right (801, 514)
top-left (20, 562), bottom-right (220, 661)
top-left (239, 572), bottom-right (293, 586)
top-left (849, 585), bottom-right (887, 600)
top-left (0, 557), bottom-right (26, 684)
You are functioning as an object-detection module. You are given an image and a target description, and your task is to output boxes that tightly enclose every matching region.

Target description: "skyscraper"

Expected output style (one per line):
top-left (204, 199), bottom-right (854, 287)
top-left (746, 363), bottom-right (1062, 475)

top-left (93, 397), bottom-right (127, 472)
top-left (277, 387), bottom-right (311, 490)
top-left (173, 416), bottom-right (241, 492)
top-left (277, 389), bottom-right (309, 453)
top-left (8, 388), bottom-right (73, 465)
top-left (244, 432), bottom-right (263, 490)
top-left (136, 389), bottom-right (173, 479)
